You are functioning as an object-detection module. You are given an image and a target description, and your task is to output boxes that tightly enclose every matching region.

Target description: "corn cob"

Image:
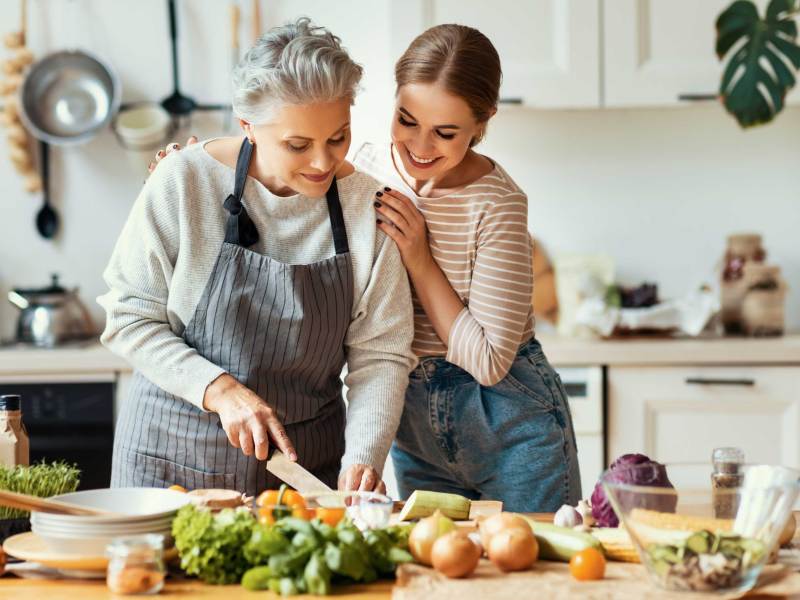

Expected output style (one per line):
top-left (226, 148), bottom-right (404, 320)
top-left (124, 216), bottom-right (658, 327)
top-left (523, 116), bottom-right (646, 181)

top-left (398, 490), bottom-right (471, 521)
top-left (592, 527), bottom-right (641, 563)
top-left (630, 508), bottom-right (733, 533)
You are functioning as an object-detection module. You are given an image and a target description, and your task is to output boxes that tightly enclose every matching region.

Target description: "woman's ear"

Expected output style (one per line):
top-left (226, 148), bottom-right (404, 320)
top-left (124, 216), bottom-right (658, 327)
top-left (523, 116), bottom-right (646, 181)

top-left (239, 119), bottom-right (256, 143)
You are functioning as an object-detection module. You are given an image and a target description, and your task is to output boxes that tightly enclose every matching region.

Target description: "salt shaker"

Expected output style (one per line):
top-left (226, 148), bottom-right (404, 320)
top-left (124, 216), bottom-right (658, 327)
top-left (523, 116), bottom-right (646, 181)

top-left (711, 447), bottom-right (745, 519)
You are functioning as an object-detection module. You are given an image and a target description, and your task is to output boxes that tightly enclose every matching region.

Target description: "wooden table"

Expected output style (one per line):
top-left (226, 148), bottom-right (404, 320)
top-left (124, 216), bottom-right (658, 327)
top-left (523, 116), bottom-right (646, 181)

top-left (0, 578), bottom-right (394, 598)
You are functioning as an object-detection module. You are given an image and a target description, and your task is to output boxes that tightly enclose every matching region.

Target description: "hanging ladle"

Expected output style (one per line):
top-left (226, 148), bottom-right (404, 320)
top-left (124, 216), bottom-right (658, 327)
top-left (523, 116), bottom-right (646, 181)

top-left (35, 140), bottom-right (58, 239)
top-left (160, 0), bottom-right (227, 120)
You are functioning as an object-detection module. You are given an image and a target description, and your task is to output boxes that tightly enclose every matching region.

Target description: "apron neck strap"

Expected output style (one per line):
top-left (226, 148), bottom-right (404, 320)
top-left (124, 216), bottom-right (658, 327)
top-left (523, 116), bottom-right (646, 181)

top-left (223, 137), bottom-right (350, 254)
top-left (325, 178), bottom-right (349, 255)
top-left (222, 138), bottom-right (260, 247)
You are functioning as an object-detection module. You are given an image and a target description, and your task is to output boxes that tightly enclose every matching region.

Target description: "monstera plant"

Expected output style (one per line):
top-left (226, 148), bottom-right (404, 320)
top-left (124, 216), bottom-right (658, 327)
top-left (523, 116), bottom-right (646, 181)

top-left (716, 0), bottom-right (800, 127)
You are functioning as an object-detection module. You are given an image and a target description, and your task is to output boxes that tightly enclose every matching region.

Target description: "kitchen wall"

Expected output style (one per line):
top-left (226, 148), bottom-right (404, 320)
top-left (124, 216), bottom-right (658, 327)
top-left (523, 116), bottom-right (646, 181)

top-left (1, 0), bottom-right (799, 341)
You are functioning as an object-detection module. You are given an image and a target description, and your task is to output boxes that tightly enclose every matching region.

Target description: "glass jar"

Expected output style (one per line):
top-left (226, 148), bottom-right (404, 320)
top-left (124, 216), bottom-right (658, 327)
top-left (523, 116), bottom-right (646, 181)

top-left (723, 234), bottom-right (765, 282)
top-left (721, 233), bottom-right (767, 334)
top-left (711, 447), bottom-right (744, 519)
top-left (106, 534), bottom-right (166, 595)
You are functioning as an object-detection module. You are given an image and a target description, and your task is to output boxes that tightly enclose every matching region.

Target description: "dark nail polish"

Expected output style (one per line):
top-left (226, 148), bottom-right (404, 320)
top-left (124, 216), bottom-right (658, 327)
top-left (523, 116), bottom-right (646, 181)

top-left (384, 186), bottom-right (391, 192)
top-left (376, 191), bottom-right (383, 197)
top-left (374, 201), bottom-right (381, 208)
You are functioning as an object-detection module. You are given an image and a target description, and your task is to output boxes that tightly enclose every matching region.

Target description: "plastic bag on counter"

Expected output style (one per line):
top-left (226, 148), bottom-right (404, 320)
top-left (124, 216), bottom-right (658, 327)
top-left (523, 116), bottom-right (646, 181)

top-left (574, 287), bottom-right (720, 337)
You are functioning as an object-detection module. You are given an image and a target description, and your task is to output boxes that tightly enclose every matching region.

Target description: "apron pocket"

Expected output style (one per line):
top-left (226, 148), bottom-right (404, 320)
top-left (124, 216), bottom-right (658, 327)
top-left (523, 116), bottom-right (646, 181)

top-left (127, 450), bottom-right (235, 490)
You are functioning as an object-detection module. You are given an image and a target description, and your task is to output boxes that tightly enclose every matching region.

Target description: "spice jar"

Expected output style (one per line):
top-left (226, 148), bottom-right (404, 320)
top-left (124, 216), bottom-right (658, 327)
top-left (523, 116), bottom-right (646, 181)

top-left (711, 447), bottom-right (744, 519)
top-left (106, 534), bottom-right (165, 595)
top-left (721, 233), bottom-right (766, 334)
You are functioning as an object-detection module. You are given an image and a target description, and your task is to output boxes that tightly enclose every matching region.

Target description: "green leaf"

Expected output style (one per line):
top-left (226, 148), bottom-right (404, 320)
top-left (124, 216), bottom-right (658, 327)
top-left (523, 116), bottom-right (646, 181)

top-left (716, 0), bottom-right (800, 127)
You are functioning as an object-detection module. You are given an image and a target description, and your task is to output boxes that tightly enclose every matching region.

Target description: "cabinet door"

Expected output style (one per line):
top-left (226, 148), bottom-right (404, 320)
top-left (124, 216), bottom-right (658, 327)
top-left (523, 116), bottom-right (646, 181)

top-left (392, 0), bottom-right (601, 108)
top-left (603, 0), bottom-right (730, 107)
top-left (608, 366), bottom-right (800, 488)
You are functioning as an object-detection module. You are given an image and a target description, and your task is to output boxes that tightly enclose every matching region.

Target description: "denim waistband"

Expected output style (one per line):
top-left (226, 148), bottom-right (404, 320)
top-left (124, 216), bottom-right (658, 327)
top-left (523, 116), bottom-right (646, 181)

top-left (415, 336), bottom-right (542, 383)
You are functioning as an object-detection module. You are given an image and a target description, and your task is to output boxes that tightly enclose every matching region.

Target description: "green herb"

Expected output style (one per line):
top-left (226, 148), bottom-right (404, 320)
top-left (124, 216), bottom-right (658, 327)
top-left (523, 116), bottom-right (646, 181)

top-left (172, 503), bottom-right (256, 584)
top-left (240, 518), bottom-right (414, 595)
top-left (0, 461), bottom-right (81, 519)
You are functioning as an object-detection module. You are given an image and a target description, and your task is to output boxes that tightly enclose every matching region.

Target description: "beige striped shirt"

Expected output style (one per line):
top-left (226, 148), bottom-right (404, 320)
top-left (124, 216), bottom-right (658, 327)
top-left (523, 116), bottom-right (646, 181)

top-left (353, 143), bottom-right (535, 386)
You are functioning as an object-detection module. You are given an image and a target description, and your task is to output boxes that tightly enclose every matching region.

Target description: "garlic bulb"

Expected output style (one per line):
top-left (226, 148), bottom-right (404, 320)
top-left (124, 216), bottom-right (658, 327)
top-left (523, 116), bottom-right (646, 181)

top-left (553, 504), bottom-right (582, 528)
top-left (576, 499), bottom-right (596, 528)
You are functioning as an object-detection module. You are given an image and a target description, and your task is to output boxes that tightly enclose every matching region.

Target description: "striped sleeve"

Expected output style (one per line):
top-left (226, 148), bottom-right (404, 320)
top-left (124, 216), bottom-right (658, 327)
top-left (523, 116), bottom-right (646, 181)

top-left (445, 192), bottom-right (533, 386)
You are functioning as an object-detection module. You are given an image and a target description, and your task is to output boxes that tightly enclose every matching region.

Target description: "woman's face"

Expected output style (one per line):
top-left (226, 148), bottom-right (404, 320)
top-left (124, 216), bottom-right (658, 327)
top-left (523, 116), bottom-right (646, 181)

top-left (391, 82), bottom-right (484, 181)
top-left (244, 98), bottom-right (352, 197)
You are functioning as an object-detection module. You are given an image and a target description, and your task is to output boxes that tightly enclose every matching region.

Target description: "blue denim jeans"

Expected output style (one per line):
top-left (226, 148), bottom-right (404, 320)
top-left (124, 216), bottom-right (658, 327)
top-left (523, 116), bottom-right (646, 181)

top-left (391, 338), bottom-right (581, 512)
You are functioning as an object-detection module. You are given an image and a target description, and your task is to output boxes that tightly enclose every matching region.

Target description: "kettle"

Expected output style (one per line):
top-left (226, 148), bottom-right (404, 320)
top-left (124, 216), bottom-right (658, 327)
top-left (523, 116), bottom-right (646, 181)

top-left (7, 274), bottom-right (97, 347)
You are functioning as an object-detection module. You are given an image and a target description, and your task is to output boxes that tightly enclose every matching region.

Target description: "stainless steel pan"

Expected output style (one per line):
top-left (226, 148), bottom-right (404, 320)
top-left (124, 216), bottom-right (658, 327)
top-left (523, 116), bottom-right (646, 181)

top-left (19, 49), bottom-right (120, 146)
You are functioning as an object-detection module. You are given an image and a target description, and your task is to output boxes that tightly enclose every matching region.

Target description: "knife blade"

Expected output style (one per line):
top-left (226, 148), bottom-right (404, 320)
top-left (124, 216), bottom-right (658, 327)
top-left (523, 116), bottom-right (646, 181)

top-left (266, 449), bottom-right (332, 493)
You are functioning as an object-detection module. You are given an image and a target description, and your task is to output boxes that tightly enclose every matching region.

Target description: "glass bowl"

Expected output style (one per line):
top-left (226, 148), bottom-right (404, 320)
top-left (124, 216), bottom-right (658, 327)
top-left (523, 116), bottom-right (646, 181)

top-left (601, 463), bottom-right (800, 595)
top-left (302, 491), bottom-right (393, 530)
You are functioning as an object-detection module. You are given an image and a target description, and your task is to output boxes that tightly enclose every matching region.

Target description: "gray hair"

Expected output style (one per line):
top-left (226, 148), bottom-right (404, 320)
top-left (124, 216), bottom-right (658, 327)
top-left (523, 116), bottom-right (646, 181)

top-left (232, 18), bottom-right (363, 124)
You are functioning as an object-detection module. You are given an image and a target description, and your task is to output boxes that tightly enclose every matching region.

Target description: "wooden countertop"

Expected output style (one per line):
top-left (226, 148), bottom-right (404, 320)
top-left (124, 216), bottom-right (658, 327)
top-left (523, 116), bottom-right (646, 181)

top-left (0, 578), bottom-right (394, 598)
top-left (0, 341), bottom-right (130, 376)
top-left (538, 333), bottom-right (800, 367)
top-left (1, 334), bottom-right (799, 378)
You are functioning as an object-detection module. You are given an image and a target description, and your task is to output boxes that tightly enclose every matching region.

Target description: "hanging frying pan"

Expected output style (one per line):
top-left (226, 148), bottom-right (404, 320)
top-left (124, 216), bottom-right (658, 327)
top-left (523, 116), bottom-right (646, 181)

top-left (19, 48), bottom-right (120, 147)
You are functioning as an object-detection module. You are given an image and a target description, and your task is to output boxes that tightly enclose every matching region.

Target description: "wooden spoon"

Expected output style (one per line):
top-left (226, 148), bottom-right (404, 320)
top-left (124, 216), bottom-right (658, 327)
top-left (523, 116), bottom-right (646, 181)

top-left (0, 489), bottom-right (120, 517)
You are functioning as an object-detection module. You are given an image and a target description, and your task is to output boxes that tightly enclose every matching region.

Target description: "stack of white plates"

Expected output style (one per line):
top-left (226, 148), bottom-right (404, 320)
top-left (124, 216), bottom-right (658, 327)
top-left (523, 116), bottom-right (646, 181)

top-left (31, 487), bottom-right (191, 556)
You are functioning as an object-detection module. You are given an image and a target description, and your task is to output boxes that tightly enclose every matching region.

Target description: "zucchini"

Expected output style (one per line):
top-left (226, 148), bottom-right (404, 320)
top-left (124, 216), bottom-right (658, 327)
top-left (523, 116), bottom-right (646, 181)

top-left (523, 519), bottom-right (604, 562)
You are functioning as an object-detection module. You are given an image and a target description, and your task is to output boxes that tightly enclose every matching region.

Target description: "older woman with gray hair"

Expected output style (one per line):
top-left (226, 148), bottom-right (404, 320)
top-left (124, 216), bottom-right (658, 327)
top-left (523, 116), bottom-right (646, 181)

top-left (98, 18), bottom-right (416, 494)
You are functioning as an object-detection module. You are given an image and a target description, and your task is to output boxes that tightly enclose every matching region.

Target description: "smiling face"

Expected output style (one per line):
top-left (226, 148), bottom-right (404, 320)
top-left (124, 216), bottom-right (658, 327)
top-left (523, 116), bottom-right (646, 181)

top-left (243, 98), bottom-right (352, 197)
top-left (391, 82), bottom-right (486, 181)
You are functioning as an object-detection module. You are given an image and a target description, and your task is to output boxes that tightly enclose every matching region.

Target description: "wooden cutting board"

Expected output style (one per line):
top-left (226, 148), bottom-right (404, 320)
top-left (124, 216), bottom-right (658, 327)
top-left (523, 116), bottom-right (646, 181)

top-left (393, 560), bottom-right (800, 600)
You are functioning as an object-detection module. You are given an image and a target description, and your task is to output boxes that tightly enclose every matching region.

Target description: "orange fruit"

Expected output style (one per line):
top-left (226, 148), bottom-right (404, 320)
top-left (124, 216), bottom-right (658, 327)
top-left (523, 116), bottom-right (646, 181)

top-left (317, 507), bottom-right (345, 527)
top-left (167, 484), bottom-right (187, 493)
top-left (569, 547), bottom-right (606, 581)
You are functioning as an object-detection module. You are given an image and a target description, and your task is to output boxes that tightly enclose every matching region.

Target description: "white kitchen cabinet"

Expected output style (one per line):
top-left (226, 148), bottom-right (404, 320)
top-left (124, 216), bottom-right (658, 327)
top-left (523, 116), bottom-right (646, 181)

top-left (603, 0), bottom-right (800, 107)
top-left (391, 0), bottom-right (601, 108)
top-left (607, 366), bottom-right (800, 488)
top-left (603, 0), bottom-right (729, 107)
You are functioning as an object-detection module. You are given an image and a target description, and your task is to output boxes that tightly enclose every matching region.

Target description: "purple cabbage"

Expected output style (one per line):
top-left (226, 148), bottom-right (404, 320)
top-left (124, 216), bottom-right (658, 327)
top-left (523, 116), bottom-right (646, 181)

top-left (590, 453), bottom-right (677, 528)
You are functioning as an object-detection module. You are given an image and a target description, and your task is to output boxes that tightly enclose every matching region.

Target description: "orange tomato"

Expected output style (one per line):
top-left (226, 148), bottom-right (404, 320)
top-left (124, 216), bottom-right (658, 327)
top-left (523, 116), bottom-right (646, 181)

top-left (291, 507), bottom-right (315, 520)
top-left (317, 507), bottom-right (345, 527)
top-left (569, 547), bottom-right (606, 581)
top-left (255, 488), bottom-right (306, 509)
top-left (167, 484), bottom-right (187, 493)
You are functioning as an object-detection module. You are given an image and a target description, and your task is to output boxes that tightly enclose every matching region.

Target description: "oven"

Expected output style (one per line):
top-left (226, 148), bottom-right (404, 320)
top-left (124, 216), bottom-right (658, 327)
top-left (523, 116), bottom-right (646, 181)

top-left (0, 373), bottom-right (115, 490)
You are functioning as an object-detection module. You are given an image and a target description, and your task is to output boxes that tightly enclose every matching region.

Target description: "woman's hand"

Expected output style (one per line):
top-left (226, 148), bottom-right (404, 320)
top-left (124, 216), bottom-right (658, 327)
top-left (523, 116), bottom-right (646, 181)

top-left (203, 373), bottom-right (297, 462)
top-left (375, 187), bottom-right (433, 276)
top-left (338, 464), bottom-right (387, 494)
top-left (147, 136), bottom-right (198, 173)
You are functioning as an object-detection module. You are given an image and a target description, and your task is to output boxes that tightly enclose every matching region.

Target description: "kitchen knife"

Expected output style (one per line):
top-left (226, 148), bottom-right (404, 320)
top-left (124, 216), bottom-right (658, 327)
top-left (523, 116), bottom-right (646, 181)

top-left (266, 449), bottom-right (332, 493)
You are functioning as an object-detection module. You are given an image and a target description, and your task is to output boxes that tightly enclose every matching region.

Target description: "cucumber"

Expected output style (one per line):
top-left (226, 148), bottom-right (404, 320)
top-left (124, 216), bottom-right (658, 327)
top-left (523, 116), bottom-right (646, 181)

top-left (523, 519), bottom-right (604, 562)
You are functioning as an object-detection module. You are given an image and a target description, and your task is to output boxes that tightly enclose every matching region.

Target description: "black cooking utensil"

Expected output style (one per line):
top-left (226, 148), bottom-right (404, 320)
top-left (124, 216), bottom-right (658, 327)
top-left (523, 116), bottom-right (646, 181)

top-left (160, 0), bottom-right (226, 118)
top-left (35, 140), bottom-right (59, 239)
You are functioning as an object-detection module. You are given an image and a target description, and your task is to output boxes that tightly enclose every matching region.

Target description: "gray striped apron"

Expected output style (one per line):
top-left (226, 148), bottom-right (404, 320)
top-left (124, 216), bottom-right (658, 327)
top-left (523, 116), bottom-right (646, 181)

top-left (111, 138), bottom-right (354, 495)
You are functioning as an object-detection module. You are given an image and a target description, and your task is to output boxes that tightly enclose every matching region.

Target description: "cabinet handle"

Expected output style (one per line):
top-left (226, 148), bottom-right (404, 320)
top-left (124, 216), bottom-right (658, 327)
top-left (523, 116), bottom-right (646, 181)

top-left (685, 377), bottom-right (755, 386)
top-left (677, 93), bottom-right (718, 102)
top-left (498, 97), bottom-right (523, 105)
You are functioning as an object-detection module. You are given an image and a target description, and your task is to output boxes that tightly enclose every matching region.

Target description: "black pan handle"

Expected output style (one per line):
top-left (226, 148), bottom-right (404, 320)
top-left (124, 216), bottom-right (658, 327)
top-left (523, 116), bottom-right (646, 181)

top-left (40, 140), bottom-right (49, 206)
top-left (168, 0), bottom-right (180, 93)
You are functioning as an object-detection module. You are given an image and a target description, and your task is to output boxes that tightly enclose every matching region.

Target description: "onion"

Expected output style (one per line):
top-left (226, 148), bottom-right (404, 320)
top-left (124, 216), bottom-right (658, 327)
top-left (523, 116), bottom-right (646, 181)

top-left (487, 527), bottom-right (539, 572)
top-left (408, 510), bottom-right (456, 566)
top-left (478, 512), bottom-right (532, 550)
top-left (779, 513), bottom-right (796, 547)
top-left (431, 531), bottom-right (481, 578)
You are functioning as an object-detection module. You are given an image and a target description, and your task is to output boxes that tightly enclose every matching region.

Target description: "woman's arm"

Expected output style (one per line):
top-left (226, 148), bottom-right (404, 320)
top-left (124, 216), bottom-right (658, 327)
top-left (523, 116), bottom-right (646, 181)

top-left (377, 188), bottom-right (533, 387)
top-left (340, 230), bottom-right (417, 490)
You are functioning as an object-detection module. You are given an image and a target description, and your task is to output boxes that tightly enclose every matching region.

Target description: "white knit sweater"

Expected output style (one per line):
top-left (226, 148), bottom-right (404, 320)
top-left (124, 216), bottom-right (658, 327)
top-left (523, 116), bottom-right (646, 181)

top-left (97, 140), bottom-right (417, 473)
